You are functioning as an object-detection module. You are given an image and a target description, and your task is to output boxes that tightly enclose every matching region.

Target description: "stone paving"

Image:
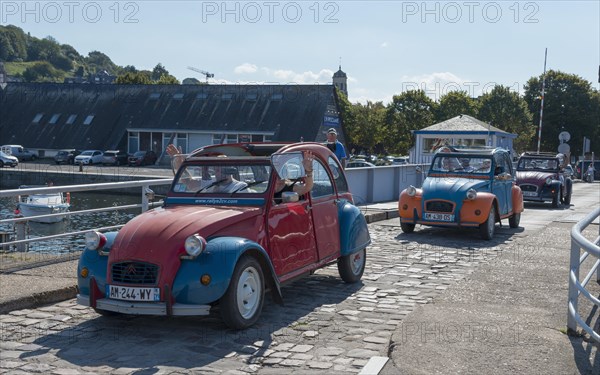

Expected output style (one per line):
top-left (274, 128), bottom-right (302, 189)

top-left (0, 222), bottom-right (518, 374)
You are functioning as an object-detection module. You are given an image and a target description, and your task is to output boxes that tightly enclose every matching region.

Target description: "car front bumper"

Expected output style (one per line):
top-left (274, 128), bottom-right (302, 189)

top-left (77, 294), bottom-right (211, 316)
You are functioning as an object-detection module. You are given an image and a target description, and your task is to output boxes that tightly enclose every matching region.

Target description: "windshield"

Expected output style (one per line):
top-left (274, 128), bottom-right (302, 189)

top-left (134, 151), bottom-right (145, 157)
top-left (517, 158), bottom-right (558, 172)
top-left (81, 151), bottom-right (93, 156)
top-left (173, 162), bottom-right (272, 195)
top-left (430, 155), bottom-right (492, 174)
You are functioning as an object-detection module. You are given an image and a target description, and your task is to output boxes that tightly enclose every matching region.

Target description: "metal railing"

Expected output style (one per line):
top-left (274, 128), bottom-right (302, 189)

top-left (567, 207), bottom-right (600, 341)
top-left (0, 179), bottom-right (173, 252)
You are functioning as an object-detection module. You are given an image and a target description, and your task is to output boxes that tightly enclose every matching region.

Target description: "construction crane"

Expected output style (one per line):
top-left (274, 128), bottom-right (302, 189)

top-left (187, 66), bottom-right (214, 83)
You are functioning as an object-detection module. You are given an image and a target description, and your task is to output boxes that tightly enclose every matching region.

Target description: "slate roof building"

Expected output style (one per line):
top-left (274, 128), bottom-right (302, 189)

top-left (0, 82), bottom-right (344, 161)
top-left (409, 114), bottom-right (517, 163)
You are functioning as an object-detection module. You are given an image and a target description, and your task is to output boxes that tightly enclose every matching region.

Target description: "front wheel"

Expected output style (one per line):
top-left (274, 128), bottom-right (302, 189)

top-left (220, 255), bottom-right (265, 329)
top-left (479, 205), bottom-right (496, 240)
top-left (400, 221), bottom-right (415, 233)
top-left (551, 191), bottom-right (559, 208)
top-left (562, 183), bottom-right (572, 205)
top-left (509, 212), bottom-right (520, 228)
top-left (338, 248), bottom-right (366, 283)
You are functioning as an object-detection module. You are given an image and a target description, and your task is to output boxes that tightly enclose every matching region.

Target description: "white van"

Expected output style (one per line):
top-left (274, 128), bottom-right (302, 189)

top-left (0, 145), bottom-right (37, 161)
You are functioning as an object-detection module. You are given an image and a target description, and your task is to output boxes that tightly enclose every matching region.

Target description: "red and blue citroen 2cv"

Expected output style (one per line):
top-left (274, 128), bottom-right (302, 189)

top-left (77, 143), bottom-right (371, 329)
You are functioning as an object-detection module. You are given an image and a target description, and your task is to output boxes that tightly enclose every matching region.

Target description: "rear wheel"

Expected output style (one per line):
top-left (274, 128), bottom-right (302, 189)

top-left (562, 183), bottom-right (572, 205)
top-left (509, 212), bottom-right (520, 228)
top-left (338, 248), bottom-right (366, 283)
top-left (220, 255), bottom-right (265, 329)
top-left (479, 205), bottom-right (495, 240)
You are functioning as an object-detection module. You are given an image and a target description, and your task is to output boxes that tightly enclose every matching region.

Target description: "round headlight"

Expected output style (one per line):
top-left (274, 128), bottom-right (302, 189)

top-left (466, 189), bottom-right (477, 200)
top-left (84, 231), bottom-right (106, 251)
top-left (407, 185), bottom-right (417, 197)
top-left (545, 177), bottom-right (552, 185)
top-left (184, 234), bottom-right (206, 257)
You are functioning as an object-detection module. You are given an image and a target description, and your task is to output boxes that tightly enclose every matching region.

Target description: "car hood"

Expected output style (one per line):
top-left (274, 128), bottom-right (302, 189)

top-left (109, 205), bottom-right (262, 262)
top-left (422, 176), bottom-right (489, 201)
top-left (516, 171), bottom-right (556, 184)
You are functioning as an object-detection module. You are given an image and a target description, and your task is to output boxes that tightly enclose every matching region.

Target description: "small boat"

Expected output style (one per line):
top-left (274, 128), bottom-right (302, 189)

top-left (17, 186), bottom-right (70, 223)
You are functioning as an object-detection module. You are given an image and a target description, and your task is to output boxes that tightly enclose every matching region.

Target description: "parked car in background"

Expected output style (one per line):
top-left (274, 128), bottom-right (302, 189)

top-left (398, 147), bottom-right (524, 240)
top-left (54, 149), bottom-right (81, 165)
top-left (515, 152), bottom-right (572, 207)
top-left (102, 150), bottom-right (128, 166)
top-left (128, 150), bottom-right (158, 166)
top-left (77, 142), bottom-right (371, 329)
top-left (1, 145), bottom-right (37, 161)
top-left (347, 160), bottom-right (376, 168)
top-left (575, 160), bottom-right (600, 180)
top-left (392, 156), bottom-right (409, 165)
top-left (0, 151), bottom-right (19, 167)
top-left (74, 150), bottom-right (104, 165)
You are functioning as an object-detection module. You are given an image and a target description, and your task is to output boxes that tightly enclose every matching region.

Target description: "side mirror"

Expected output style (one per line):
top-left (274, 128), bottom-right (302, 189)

top-left (281, 191), bottom-right (299, 203)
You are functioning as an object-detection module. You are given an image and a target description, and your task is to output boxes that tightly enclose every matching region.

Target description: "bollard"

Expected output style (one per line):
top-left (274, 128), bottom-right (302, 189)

top-left (79, 163), bottom-right (83, 172)
top-left (15, 221), bottom-right (27, 252)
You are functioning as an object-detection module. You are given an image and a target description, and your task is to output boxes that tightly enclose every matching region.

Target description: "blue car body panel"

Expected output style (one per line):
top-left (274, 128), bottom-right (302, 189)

top-left (338, 199), bottom-right (371, 256)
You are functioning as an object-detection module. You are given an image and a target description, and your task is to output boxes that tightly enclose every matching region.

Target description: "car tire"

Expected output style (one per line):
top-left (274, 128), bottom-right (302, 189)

top-left (338, 248), bottom-right (366, 283)
top-left (220, 255), bottom-right (265, 329)
top-left (562, 183), bottom-right (572, 205)
top-left (551, 191), bottom-right (559, 208)
top-left (509, 212), bottom-right (520, 228)
top-left (93, 308), bottom-right (121, 317)
top-left (479, 205), bottom-right (495, 240)
top-left (400, 221), bottom-right (416, 233)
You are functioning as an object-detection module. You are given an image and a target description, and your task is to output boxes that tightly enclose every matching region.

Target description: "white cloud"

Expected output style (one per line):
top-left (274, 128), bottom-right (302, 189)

top-left (400, 72), bottom-right (474, 101)
top-left (233, 63), bottom-right (258, 74)
top-left (380, 41), bottom-right (389, 48)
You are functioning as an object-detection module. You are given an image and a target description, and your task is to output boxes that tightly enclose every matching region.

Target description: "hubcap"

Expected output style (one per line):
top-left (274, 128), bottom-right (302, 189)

top-left (351, 250), bottom-right (365, 275)
top-left (236, 266), bottom-right (260, 319)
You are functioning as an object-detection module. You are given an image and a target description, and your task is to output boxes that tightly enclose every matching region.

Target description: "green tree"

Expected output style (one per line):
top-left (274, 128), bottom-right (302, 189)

top-left (182, 77), bottom-right (202, 85)
top-left (152, 63), bottom-right (169, 81)
top-left (524, 70), bottom-right (600, 156)
top-left (478, 86), bottom-right (534, 153)
top-left (115, 71), bottom-right (152, 84)
top-left (85, 51), bottom-right (118, 75)
top-left (351, 101), bottom-right (386, 154)
top-left (385, 90), bottom-right (437, 154)
top-left (156, 74), bottom-right (180, 85)
top-left (436, 91), bottom-right (479, 122)
top-left (27, 37), bottom-right (60, 61)
top-left (22, 62), bottom-right (62, 82)
top-left (0, 25), bottom-right (28, 61)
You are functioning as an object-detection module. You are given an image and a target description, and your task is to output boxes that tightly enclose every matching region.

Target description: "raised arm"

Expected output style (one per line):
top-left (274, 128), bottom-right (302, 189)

top-left (293, 151), bottom-right (314, 196)
top-left (167, 144), bottom-right (184, 174)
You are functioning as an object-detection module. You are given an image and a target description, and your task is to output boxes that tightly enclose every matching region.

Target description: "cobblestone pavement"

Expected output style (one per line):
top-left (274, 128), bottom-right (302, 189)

top-left (0, 222), bottom-right (529, 374)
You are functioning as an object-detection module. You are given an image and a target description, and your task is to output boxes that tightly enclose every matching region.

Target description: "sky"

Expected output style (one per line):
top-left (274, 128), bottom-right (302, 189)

top-left (1, 0), bottom-right (598, 103)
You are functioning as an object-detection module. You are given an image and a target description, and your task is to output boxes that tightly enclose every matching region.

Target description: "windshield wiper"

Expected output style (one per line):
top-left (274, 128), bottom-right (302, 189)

top-left (229, 180), bottom-right (265, 195)
top-left (195, 178), bottom-right (227, 195)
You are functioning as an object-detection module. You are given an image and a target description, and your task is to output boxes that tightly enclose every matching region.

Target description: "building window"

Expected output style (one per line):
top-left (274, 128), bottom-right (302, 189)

top-left (222, 93), bottom-right (233, 100)
top-left (149, 93), bottom-right (161, 100)
top-left (271, 93), bottom-right (283, 101)
top-left (212, 134), bottom-right (223, 144)
top-left (177, 133), bottom-right (187, 153)
top-left (32, 113), bottom-right (44, 123)
top-left (48, 114), bottom-right (61, 124)
top-left (83, 115), bottom-right (95, 125)
top-left (245, 93), bottom-right (257, 101)
top-left (129, 132), bottom-right (139, 153)
top-left (226, 134), bottom-right (237, 144)
top-left (251, 135), bottom-right (263, 142)
top-left (66, 114), bottom-right (77, 124)
top-left (173, 93), bottom-right (184, 100)
top-left (264, 134), bottom-right (273, 142)
top-left (196, 93), bottom-right (208, 100)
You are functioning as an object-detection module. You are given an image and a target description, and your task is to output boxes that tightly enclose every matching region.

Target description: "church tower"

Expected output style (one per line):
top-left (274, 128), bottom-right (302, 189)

top-left (332, 65), bottom-right (347, 97)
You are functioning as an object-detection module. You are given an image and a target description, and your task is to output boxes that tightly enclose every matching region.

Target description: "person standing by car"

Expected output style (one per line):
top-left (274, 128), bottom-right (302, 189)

top-left (586, 163), bottom-right (595, 182)
top-left (324, 128), bottom-right (347, 168)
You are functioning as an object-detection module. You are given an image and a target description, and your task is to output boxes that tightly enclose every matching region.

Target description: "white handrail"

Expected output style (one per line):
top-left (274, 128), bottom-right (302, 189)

top-left (0, 179), bottom-right (173, 251)
top-left (567, 207), bottom-right (600, 341)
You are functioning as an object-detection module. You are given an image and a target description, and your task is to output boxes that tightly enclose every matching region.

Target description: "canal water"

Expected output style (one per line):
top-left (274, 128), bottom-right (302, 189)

top-left (0, 192), bottom-right (144, 257)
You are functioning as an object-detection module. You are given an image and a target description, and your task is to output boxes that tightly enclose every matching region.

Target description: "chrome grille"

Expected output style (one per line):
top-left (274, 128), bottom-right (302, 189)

top-left (425, 201), bottom-right (454, 213)
top-left (520, 184), bottom-right (537, 192)
top-left (111, 262), bottom-right (158, 285)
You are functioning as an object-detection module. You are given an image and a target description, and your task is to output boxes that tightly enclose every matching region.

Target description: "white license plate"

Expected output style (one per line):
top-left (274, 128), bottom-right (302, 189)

top-left (424, 213), bottom-right (454, 222)
top-left (107, 285), bottom-right (160, 301)
top-left (522, 191), bottom-right (538, 197)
